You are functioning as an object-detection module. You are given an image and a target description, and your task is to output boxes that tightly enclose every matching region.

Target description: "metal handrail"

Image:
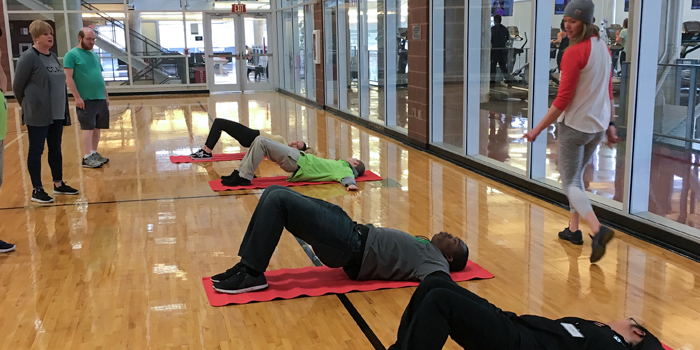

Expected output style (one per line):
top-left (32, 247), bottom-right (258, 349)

top-left (81, 0), bottom-right (176, 56)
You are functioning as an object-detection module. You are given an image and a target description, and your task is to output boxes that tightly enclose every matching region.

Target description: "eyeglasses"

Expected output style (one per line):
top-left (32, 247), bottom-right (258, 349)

top-left (628, 318), bottom-right (647, 337)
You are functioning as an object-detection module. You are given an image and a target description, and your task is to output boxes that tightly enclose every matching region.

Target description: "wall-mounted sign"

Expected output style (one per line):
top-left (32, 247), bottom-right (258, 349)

top-left (195, 36), bottom-right (203, 41)
top-left (232, 4), bottom-right (246, 12)
top-left (412, 25), bottom-right (421, 40)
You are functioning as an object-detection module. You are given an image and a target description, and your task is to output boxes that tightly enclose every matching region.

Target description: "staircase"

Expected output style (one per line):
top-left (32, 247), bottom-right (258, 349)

top-left (80, 1), bottom-right (183, 84)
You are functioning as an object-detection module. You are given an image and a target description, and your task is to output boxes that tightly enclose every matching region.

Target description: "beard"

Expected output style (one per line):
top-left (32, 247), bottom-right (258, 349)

top-left (80, 41), bottom-right (92, 50)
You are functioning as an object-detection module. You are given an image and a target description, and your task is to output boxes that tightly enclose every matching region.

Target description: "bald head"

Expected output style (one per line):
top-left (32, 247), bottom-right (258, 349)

top-left (78, 27), bottom-right (95, 50)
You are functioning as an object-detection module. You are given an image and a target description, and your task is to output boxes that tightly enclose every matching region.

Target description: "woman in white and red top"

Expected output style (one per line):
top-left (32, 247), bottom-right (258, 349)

top-left (524, 0), bottom-right (618, 263)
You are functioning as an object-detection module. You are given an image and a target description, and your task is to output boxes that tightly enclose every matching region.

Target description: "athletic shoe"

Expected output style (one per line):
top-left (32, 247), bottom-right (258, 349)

top-left (211, 263), bottom-right (245, 283)
top-left (213, 268), bottom-right (268, 294)
top-left (31, 188), bottom-right (54, 203)
top-left (222, 170), bottom-right (256, 180)
top-left (82, 153), bottom-right (104, 168)
top-left (94, 152), bottom-right (109, 164)
top-left (53, 182), bottom-right (79, 195)
top-left (590, 226), bottom-right (615, 263)
top-left (558, 227), bottom-right (583, 245)
top-left (221, 171), bottom-right (252, 187)
top-left (190, 149), bottom-right (212, 159)
top-left (0, 240), bottom-right (15, 253)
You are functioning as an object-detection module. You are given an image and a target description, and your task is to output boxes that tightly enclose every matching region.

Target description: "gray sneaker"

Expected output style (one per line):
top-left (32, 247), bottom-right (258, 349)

top-left (94, 152), bottom-right (109, 164)
top-left (82, 153), bottom-right (104, 168)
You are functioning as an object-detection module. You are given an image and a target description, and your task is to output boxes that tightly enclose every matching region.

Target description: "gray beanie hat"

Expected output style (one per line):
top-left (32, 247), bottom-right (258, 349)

top-left (564, 0), bottom-right (595, 24)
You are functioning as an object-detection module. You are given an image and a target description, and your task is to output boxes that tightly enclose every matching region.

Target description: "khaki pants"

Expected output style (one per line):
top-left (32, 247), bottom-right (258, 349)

top-left (238, 137), bottom-right (300, 180)
top-left (0, 139), bottom-right (4, 188)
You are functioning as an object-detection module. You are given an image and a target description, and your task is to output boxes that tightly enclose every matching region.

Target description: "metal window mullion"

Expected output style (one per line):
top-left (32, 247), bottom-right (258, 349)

top-left (359, 0), bottom-right (370, 118)
top-left (622, 0), bottom-right (663, 214)
top-left (465, 0), bottom-right (481, 155)
top-left (430, 0), bottom-right (444, 143)
top-left (527, 0), bottom-right (552, 179)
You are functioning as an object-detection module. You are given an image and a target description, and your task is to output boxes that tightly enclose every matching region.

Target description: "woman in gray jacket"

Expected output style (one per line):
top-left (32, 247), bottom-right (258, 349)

top-left (13, 20), bottom-right (78, 203)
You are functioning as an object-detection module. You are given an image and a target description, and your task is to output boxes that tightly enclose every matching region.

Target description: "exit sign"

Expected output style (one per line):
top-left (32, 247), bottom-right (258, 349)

top-left (232, 4), bottom-right (246, 12)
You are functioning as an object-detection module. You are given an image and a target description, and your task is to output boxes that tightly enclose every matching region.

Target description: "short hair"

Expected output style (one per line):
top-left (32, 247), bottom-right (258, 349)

top-left (29, 20), bottom-right (53, 41)
top-left (449, 242), bottom-right (469, 271)
top-left (631, 324), bottom-right (663, 350)
top-left (300, 141), bottom-right (308, 151)
top-left (494, 14), bottom-right (502, 24)
top-left (78, 28), bottom-right (93, 39)
top-left (354, 160), bottom-right (366, 177)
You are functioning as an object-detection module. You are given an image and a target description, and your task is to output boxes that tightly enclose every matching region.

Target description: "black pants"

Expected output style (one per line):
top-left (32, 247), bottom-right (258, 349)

top-left (490, 49), bottom-right (509, 83)
top-left (27, 119), bottom-right (64, 189)
top-left (238, 185), bottom-right (362, 275)
top-left (389, 272), bottom-right (539, 350)
top-left (204, 118), bottom-right (261, 149)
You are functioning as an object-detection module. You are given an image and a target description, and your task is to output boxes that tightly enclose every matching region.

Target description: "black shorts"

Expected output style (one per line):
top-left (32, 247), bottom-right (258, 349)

top-left (77, 99), bottom-right (110, 130)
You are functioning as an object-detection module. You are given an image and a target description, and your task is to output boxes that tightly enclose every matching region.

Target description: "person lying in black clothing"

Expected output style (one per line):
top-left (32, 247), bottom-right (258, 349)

top-left (390, 272), bottom-right (664, 350)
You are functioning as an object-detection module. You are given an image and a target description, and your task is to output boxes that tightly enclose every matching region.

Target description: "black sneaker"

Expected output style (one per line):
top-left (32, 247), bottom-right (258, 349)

top-left (31, 188), bottom-right (54, 203)
top-left (190, 149), bottom-right (212, 159)
top-left (590, 226), bottom-right (615, 263)
top-left (0, 240), bottom-right (15, 253)
top-left (222, 170), bottom-right (256, 180)
top-left (211, 263), bottom-right (245, 283)
top-left (221, 171), bottom-right (252, 187)
top-left (558, 227), bottom-right (583, 245)
top-left (54, 181), bottom-right (79, 195)
top-left (213, 269), bottom-right (268, 294)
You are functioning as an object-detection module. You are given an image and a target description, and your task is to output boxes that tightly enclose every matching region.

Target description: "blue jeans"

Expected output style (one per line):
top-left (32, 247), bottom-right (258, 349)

top-left (27, 119), bottom-right (64, 189)
top-left (238, 185), bottom-right (360, 273)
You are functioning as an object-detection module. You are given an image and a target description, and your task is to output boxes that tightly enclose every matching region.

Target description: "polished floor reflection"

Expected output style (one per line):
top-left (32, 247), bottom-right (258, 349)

top-left (0, 92), bottom-right (697, 349)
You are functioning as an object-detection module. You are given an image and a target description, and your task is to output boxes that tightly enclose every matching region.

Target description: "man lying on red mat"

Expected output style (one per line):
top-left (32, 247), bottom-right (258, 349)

top-left (210, 185), bottom-right (469, 294)
top-left (390, 272), bottom-right (664, 350)
top-left (220, 136), bottom-right (366, 191)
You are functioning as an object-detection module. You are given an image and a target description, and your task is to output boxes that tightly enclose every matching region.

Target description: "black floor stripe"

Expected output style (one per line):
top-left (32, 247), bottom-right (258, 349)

top-left (0, 191), bottom-right (262, 211)
top-left (294, 238), bottom-right (386, 350)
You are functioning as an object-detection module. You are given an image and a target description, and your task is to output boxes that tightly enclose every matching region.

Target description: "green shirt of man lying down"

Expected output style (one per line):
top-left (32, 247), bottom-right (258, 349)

top-left (288, 152), bottom-right (357, 186)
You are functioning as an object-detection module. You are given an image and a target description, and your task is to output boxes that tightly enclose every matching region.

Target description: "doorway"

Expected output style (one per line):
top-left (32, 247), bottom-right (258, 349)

top-left (204, 13), bottom-right (275, 92)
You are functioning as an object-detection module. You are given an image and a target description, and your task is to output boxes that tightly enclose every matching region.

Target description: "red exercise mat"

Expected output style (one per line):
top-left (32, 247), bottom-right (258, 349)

top-left (170, 153), bottom-right (246, 163)
top-left (209, 170), bottom-right (383, 191)
top-left (202, 260), bottom-right (493, 306)
top-left (663, 345), bottom-right (673, 350)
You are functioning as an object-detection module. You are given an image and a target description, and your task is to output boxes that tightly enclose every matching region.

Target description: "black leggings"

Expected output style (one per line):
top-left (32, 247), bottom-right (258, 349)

top-left (390, 272), bottom-right (538, 350)
top-left (27, 119), bottom-right (64, 189)
top-left (205, 118), bottom-right (261, 149)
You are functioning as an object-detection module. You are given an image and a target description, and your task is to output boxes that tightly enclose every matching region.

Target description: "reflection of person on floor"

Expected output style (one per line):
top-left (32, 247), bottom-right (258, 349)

top-left (487, 112), bottom-right (512, 162)
top-left (210, 185), bottom-right (469, 294)
top-left (190, 118), bottom-right (310, 159)
top-left (523, 0), bottom-right (618, 263)
top-left (491, 14), bottom-right (511, 85)
top-left (389, 273), bottom-right (664, 350)
top-left (221, 137), bottom-right (365, 191)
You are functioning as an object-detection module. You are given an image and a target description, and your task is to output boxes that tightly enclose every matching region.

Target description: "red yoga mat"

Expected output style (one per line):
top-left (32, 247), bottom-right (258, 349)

top-left (170, 153), bottom-right (246, 163)
top-left (663, 345), bottom-right (673, 350)
top-left (202, 260), bottom-right (493, 306)
top-left (209, 170), bottom-right (383, 191)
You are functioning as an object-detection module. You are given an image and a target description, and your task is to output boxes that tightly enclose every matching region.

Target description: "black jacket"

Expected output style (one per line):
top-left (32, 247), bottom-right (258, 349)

top-left (491, 24), bottom-right (511, 48)
top-left (513, 315), bottom-right (631, 350)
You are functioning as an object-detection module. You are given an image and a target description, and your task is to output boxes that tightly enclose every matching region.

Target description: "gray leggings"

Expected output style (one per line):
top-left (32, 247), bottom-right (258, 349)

top-left (557, 123), bottom-right (605, 217)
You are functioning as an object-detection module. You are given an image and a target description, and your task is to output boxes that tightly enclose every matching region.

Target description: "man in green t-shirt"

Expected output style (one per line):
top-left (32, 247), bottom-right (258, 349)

top-left (221, 136), bottom-right (365, 191)
top-left (0, 27), bottom-right (15, 253)
top-left (64, 27), bottom-right (110, 169)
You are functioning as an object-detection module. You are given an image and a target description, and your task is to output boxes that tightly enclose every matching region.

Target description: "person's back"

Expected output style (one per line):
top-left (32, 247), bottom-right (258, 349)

top-left (357, 225), bottom-right (450, 281)
top-left (288, 153), bottom-right (356, 183)
top-left (491, 23), bottom-right (510, 48)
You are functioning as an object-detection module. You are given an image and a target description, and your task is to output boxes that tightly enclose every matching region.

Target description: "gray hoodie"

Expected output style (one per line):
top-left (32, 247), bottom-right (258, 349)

top-left (12, 48), bottom-right (71, 127)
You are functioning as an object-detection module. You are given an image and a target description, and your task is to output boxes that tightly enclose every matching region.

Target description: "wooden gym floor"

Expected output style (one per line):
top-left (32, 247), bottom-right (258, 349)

top-left (0, 92), bottom-right (697, 349)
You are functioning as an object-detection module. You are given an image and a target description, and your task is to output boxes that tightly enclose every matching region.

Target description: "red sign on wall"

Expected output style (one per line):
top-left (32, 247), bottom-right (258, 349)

top-left (232, 4), bottom-right (246, 12)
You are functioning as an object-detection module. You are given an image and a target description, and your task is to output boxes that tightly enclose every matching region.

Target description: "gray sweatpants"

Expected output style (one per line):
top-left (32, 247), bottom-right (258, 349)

top-left (238, 136), bottom-right (300, 180)
top-left (557, 123), bottom-right (605, 217)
